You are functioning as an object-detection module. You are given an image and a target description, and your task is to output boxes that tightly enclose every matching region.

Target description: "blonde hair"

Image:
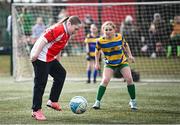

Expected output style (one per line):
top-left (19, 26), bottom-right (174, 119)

top-left (101, 21), bottom-right (116, 31)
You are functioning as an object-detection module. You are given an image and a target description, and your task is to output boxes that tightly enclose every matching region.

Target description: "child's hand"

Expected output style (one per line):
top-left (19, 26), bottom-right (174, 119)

top-left (95, 63), bottom-right (100, 70)
top-left (128, 56), bottom-right (135, 63)
top-left (30, 55), bottom-right (38, 62)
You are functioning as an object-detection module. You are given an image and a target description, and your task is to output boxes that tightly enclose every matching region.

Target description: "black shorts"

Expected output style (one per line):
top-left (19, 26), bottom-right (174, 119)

top-left (86, 56), bottom-right (95, 61)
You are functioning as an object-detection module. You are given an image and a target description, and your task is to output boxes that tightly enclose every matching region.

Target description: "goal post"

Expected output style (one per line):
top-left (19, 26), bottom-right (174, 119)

top-left (12, 2), bottom-right (180, 82)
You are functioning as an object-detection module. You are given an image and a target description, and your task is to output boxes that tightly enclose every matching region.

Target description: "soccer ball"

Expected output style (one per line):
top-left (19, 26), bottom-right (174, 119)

top-left (69, 96), bottom-right (88, 114)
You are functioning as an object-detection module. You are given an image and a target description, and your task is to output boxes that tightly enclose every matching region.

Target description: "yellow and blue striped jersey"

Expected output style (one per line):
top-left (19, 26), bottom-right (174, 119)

top-left (85, 34), bottom-right (99, 57)
top-left (96, 33), bottom-right (127, 66)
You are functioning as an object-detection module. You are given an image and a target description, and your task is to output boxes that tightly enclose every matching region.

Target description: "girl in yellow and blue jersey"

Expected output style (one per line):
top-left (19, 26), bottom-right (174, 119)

top-left (92, 21), bottom-right (137, 111)
top-left (85, 24), bottom-right (100, 83)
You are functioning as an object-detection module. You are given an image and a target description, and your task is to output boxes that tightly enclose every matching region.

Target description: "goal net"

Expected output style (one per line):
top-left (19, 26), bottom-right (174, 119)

top-left (12, 2), bottom-right (180, 82)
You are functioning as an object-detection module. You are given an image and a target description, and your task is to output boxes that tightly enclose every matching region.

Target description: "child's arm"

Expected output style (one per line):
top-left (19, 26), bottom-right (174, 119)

top-left (30, 36), bottom-right (47, 62)
top-left (123, 42), bottom-right (135, 63)
top-left (95, 49), bottom-right (101, 69)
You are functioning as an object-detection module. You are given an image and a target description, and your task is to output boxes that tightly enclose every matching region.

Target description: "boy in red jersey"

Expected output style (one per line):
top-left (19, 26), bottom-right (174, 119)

top-left (30, 16), bottom-right (81, 121)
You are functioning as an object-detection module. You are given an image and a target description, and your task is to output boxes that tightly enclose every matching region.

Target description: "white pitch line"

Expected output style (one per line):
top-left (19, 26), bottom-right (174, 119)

top-left (0, 83), bottom-right (148, 101)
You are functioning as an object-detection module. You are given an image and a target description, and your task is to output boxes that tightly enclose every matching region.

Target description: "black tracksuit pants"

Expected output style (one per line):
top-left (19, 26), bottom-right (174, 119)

top-left (32, 59), bottom-right (66, 111)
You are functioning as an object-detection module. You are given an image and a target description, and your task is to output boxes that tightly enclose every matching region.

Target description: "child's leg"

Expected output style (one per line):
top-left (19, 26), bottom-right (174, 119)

top-left (87, 70), bottom-right (91, 82)
top-left (95, 67), bottom-right (113, 101)
top-left (87, 61), bottom-right (91, 83)
top-left (93, 69), bottom-right (98, 83)
top-left (166, 45), bottom-right (172, 58)
top-left (92, 60), bottom-right (97, 83)
top-left (49, 60), bottom-right (66, 102)
top-left (32, 60), bottom-right (49, 111)
top-left (121, 66), bottom-right (136, 100)
top-left (177, 45), bottom-right (180, 57)
top-left (121, 66), bottom-right (137, 110)
top-left (92, 67), bottom-right (114, 109)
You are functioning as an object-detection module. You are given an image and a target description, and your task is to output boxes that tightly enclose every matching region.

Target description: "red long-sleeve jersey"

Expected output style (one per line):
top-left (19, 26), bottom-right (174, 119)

top-left (31, 23), bottom-right (70, 62)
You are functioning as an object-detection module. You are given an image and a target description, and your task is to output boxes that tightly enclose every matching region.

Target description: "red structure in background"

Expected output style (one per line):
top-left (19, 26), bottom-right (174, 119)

top-left (67, 0), bottom-right (135, 3)
top-left (66, 0), bottom-right (136, 42)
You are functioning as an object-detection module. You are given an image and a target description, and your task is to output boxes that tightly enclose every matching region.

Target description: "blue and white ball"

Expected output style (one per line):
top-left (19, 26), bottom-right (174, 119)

top-left (69, 96), bottom-right (88, 114)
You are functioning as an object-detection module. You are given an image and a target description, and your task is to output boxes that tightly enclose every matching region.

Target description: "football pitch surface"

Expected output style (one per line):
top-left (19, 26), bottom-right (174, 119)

top-left (0, 76), bottom-right (179, 124)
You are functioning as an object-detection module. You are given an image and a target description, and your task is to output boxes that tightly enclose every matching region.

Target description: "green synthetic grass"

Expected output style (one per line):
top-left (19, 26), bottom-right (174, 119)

top-left (0, 76), bottom-right (179, 124)
top-left (1, 55), bottom-right (180, 79)
top-left (0, 55), bottom-right (10, 75)
top-left (62, 56), bottom-right (180, 78)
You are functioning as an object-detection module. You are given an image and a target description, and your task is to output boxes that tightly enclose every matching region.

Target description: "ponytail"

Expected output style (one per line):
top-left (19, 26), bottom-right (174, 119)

top-left (57, 15), bottom-right (81, 26)
top-left (58, 16), bottom-right (70, 24)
